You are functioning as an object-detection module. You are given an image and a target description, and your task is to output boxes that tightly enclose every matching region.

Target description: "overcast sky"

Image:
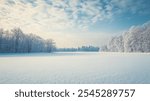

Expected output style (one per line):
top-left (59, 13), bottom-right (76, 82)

top-left (0, 0), bottom-right (150, 48)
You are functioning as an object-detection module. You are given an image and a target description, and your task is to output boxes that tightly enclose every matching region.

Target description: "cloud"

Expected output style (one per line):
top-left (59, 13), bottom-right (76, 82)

top-left (111, 0), bottom-right (150, 14)
top-left (0, 0), bottom-right (114, 31)
top-left (0, 0), bottom-right (150, 32)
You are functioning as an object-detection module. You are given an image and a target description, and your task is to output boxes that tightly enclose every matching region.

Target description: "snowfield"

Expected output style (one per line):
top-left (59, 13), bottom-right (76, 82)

top-left (0, 52), bottom-right (150, 84)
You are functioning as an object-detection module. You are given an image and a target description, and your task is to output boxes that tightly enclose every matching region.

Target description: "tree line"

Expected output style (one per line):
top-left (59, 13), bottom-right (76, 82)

top-left (101, 22), bottom-right (150, 52)
top-left (57, 46), bottom-right (99, 52)
top-left (0, 28), bottom-right (56, 53)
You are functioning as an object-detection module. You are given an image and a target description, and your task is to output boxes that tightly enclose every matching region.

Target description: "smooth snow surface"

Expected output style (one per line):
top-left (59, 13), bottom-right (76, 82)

top-left (0, 52), bottom-right (150, 84)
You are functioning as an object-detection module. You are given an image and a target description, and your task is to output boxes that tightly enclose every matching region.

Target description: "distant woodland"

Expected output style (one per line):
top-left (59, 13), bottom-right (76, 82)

top-left (57, 46), bottom-right (99, 52)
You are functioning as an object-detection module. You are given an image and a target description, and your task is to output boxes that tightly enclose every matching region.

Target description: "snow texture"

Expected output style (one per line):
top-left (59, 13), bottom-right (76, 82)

top-left (0, 52), bottom-right (150, 84)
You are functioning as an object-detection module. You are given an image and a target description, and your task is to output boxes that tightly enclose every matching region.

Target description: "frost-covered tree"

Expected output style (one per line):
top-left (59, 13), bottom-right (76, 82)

top-left (0, 29), bottom-right (4, 51)
top-left (0, 28), bottom-right (56, 53)
top-left (102, 21), bottom-right (150, 52)
top-left (101, 45), bottom-right (108, 52)
top-left (107, 36), bottom-right (124, 52)
top-left (46, 39), bottom-right (56, 53)
top-left (123, 23), bottom-right (150, 52)
top-left (11, 28), bottom-right (23, 52)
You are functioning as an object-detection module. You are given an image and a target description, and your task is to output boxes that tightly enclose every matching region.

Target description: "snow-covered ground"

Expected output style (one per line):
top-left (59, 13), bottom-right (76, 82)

top-left (0, 52), bottom-right (150, 84)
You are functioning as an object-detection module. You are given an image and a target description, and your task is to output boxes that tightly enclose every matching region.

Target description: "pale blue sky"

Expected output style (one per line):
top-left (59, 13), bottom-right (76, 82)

top-left (0, 0), bottom-right (150, 47)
